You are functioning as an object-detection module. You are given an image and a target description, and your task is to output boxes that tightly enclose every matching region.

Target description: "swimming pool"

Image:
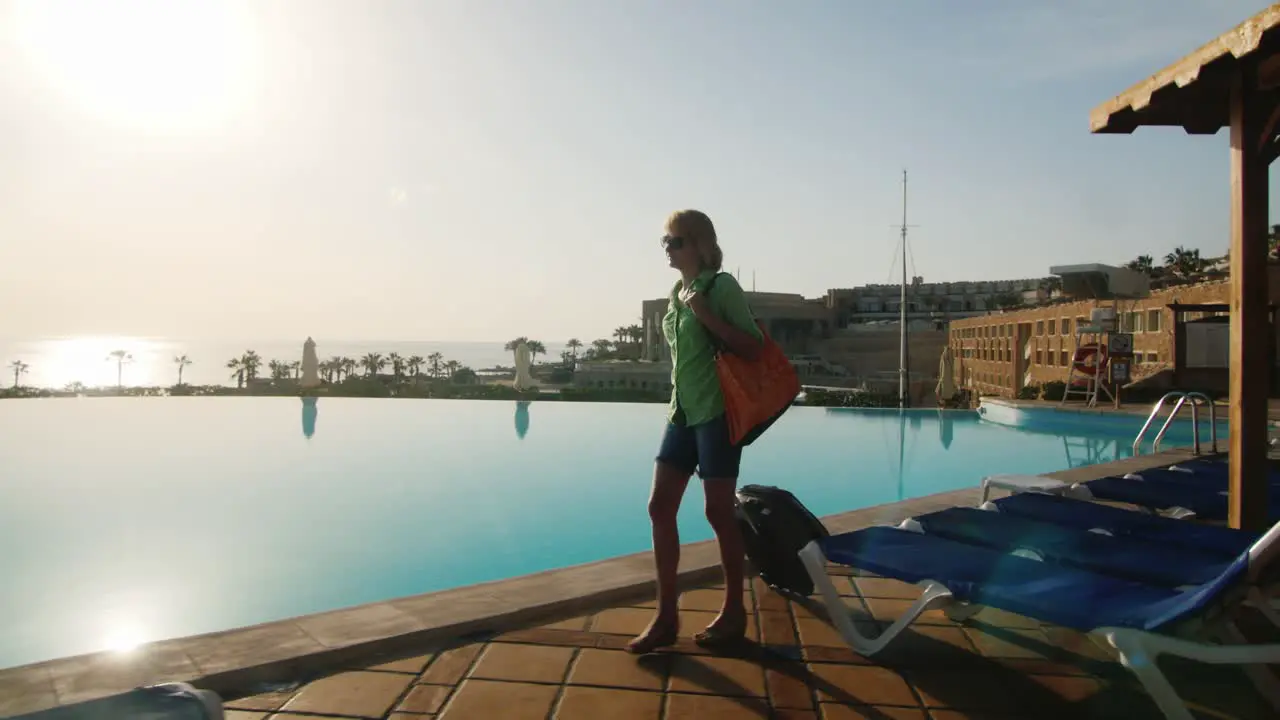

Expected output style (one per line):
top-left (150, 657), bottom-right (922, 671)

top-left (0, 397), bottom-right (1210, 669)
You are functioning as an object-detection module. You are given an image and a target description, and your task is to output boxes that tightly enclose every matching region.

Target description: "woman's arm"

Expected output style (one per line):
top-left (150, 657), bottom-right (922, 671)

top-left (697, 307), bottom-right (763, 360)
top-left (687, 290), bottom-right (763, 360)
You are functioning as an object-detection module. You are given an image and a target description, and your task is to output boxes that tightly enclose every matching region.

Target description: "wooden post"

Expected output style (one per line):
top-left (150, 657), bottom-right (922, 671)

top-left (1228, 63), bottom-right (1271, 532)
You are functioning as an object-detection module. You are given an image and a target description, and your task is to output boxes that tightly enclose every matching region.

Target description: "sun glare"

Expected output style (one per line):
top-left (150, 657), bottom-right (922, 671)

top-left (42, 335), bottom-right (163, 388)
top-left (102, 624), bottom-right (147, 654)
top-left (13, 0), bottom-right (258, 132)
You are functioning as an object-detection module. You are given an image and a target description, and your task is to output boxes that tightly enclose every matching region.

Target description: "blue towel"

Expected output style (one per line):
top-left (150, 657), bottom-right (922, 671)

top-left (992, 492), bottom-right (1258, 557)
top-left (820, 527), bottom-right (1246, 632)
top-left (915, 507), bottom-right (1234, 587)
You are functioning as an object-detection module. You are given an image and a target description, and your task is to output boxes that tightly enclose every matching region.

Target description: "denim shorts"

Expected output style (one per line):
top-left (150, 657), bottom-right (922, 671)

top-left (655, 413), bottom-right (742, 480)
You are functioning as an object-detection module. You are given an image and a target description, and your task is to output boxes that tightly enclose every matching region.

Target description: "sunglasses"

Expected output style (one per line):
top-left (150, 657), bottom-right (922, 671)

top-left (661, 235), bottom-right (686, 251)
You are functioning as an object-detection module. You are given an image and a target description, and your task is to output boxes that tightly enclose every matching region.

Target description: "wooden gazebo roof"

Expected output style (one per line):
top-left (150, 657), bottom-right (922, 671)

top-left (1090, 4), bottom-right (1280, 135)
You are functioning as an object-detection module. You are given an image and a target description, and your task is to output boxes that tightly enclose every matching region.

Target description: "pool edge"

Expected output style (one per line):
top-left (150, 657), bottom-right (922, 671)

top-left (0, 445), bottom-right (1210, 716)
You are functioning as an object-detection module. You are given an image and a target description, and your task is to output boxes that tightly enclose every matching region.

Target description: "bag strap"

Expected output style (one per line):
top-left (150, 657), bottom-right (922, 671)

top-left (695, 272), bottom-right (731, 354)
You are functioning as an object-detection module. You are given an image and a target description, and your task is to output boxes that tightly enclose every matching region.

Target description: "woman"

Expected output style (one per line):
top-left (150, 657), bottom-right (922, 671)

top-left (627, 209), bottom-right (764, 654)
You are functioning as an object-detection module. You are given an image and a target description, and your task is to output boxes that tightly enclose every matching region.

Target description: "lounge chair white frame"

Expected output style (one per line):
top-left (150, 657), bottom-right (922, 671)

top-left (797, 516), bottom-right (1280, 720)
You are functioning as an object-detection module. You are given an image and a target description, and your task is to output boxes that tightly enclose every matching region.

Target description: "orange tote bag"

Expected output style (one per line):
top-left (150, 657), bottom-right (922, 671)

top-left (714, 320), bottom-right (801, 447)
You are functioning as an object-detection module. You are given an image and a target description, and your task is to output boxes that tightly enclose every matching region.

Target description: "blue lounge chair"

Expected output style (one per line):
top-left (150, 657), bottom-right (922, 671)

top-left (12, 682), bottom-right (224, 719)
top-left (1122, 463), bottom-right (1280, 492)
top-left (798, 518), bottom-right (1280, 720)
top-left (986, 491), bottom-right (1258, 558)
top-left (907, 506), bottom-right (1237, 587)
top-left (1167, 457), bottom-right (1280, 478)
top-left (1003, 471), bottom-right (1280, 520)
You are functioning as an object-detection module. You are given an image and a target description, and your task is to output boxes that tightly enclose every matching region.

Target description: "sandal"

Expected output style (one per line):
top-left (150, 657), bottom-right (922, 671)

top-left (625, 620), bottom-right (679, 654)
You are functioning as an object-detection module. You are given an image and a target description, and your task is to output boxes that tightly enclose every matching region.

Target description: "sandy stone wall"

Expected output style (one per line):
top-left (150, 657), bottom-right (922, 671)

top-left (947, 278), bottom-right (1237, 399)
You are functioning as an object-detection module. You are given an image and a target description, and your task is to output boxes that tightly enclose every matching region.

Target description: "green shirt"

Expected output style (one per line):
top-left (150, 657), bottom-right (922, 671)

top-left (662, 270), bottom-right (763, 426)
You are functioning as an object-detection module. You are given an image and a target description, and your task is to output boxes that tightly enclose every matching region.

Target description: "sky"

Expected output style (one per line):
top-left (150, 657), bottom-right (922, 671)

top-left (0, 0), bottom-right (1277, 343)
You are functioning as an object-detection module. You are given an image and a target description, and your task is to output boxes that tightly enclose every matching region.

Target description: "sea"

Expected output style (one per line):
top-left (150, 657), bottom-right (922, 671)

top-left (0, 337), bottom-right (571, 389)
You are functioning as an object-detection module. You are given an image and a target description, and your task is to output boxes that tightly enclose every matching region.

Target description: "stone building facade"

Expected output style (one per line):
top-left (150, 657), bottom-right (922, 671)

top-left (948, 272), bottom-right (1280, 400)
top-left (824, 277), bottom-right (1052, 327)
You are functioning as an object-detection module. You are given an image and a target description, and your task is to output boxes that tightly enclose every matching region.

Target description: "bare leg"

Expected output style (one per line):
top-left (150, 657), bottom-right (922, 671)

top-left (696, 477), bottom-right (748, 643)
top-left (626, 461), bottom-right (691, 653)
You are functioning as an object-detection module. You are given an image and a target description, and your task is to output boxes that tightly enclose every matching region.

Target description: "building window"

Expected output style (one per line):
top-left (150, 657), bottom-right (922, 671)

top-left (1035, 349), bottom-right (1043, 365)
top-left (1047, 319), bottom-right (1056, 335)
top-left (1146, 309), bottom-right (1161, 333)
top-left (1122, 311), bottom-right (1145, 333)
top-left (1076, 316), bottom-right (1088, 331)
top-left (1060, 350), bottom-right (1069, 366)
top-left (1147, 352), bottom-right (1159, 363)
top-left (1036, 320), bottom-right (1044, 336)
top-left (1061, 317), bottom-right (1072, 336)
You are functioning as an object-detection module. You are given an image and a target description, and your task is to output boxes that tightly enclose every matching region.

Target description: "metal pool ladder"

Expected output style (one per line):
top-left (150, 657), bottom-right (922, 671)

top-left (1132, 391), bottom-right (1218, 456)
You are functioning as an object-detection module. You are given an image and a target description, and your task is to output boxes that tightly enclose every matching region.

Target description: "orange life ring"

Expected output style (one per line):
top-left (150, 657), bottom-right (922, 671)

top-left (1071, 344), bottom-right (1109, 376)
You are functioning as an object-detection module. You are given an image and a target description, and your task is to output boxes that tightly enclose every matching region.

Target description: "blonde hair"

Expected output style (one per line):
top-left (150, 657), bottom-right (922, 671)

top-left (666, 209), bottom-right (723, 271)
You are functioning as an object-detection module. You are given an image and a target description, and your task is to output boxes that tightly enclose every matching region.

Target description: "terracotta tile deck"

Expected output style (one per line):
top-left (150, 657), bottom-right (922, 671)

top-left (222, 570), bottom-right (1279, 720)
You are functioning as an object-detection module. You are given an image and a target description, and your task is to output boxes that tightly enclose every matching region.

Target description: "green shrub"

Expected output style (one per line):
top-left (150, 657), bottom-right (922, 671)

top-left (1040, 381), bottom-right (1067, 401)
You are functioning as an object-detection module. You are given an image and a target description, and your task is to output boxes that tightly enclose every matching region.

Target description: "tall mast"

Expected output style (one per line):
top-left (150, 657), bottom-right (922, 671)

top-left (898, 169), bottom-right (911, 409)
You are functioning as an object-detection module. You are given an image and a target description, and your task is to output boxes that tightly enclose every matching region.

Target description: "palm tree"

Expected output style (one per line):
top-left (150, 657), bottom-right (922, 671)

top-left (360, 352), bottom-right (385, 378)
top-left (526, 340), bottom-right (546, 363)
top-left (444, 359), bottom-right (460, 378)
top-left (290, 360), bottom-right (302, 380)
top-left (341, 357), bottom-right (358, 380)
top-left (613, 326), bottom-right (628, 345)
top-left (226, 357), bottom-right (245, 388)
top-left (504, 337), bottom-right (529, 364)
top-left (407, 355), bottom-right (425, 377)
top-left (268, 359), bottom-right (290, 380)
top-left (388, 352), bottom-right (406, 380)
top-left (591, 338), bottom-right (612, 357)
top-left (1125, 254), bottom-right (1156, 276)
top-left (9, 360), bottom-right (29, 388)
top-left (566, 338), bottom-right (583, 359)
top-left (240, 351), bottom-right (262, 383)
top-left (1164, 246), bottom-right (1206, 277)
top-left (626, 324), bottom-right (644, 344)
top-left (173, 355), bottom-right (192, 385)
top-left (427, 352), bottom-right (443, 378)
top-left (106, 349), bottom-right (132, 389)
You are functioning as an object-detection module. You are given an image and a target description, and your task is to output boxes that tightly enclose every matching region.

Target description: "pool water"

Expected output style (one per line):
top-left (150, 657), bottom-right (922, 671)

top-left (0, 397), bottom-right (1209, 669)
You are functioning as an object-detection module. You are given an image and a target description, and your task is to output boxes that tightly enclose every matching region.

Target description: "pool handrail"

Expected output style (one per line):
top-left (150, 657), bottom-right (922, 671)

top-left (1133, 391), bottom-right (1218, 456)
top-left (1153, 391), bottom-right (1217, 454)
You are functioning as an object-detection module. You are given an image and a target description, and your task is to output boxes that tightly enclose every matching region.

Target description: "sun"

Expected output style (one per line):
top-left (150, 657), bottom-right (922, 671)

top-left (42, 335), bottom-right (162, 389)
top-left (103, 624), bottom-right (146, 654)
top-left (12, 0), bottom-right (258, 132)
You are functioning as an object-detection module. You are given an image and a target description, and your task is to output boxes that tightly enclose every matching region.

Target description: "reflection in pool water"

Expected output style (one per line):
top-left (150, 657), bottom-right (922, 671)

top-left (514, 400), bottom-right (530, 440)
top-left (301, 397), bottom-right (318, 439)
top-left (0, 399), bottom-right (1211, 670)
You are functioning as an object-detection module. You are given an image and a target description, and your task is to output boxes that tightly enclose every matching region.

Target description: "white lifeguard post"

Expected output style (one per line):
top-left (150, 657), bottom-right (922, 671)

top-left (1048, 264), bottom-right (1150, 408)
